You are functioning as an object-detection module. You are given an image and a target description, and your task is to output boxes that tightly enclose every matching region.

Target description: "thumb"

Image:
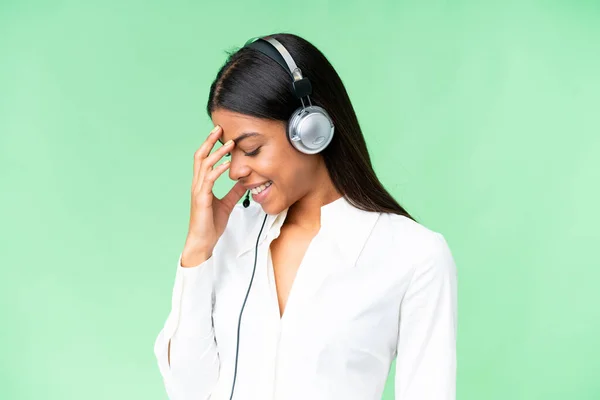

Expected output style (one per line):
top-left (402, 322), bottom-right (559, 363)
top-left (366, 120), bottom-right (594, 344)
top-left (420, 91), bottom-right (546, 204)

top-left (222, 181), bottom-right (247, 209)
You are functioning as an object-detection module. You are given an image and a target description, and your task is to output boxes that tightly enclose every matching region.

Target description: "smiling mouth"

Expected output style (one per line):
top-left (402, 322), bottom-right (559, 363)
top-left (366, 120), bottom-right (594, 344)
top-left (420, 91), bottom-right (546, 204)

top-left (249, 180), bottom-right (273, 195)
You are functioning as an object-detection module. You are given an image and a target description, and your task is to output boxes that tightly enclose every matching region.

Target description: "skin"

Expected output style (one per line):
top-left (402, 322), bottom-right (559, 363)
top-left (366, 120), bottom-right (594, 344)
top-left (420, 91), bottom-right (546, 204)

top-left (212, 108), bottom-right (342, 232)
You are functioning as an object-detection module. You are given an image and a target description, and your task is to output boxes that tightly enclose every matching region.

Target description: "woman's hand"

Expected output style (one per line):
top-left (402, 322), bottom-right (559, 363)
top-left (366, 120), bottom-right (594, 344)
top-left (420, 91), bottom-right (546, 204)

top-left (181, 125), bottom-right (246, 267)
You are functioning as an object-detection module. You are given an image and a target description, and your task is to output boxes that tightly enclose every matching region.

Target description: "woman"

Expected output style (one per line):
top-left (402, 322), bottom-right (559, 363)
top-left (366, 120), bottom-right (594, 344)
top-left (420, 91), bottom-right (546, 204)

top-left (153, 33), bottom-right (457, 400)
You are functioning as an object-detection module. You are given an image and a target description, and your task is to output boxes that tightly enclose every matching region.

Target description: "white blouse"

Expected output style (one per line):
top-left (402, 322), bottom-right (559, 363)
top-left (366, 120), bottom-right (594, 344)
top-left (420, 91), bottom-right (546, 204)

top-left (153, 195), bottom-right (457, 400)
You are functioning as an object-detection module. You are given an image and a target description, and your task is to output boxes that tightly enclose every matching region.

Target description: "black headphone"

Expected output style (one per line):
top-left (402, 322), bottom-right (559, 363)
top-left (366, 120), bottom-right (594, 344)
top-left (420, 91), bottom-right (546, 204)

top-left (229, 35), bottom-right (333, 399)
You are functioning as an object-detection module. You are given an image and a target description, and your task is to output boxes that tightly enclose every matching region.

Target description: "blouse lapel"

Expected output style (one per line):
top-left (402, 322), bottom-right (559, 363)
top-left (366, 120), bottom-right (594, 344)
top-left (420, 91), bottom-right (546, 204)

top-left (232, 196), bottom-right (381, 318)
top-left (234, 196), bottom-right (380, 265)
top-left (295, 197), bottom-right (381, 302)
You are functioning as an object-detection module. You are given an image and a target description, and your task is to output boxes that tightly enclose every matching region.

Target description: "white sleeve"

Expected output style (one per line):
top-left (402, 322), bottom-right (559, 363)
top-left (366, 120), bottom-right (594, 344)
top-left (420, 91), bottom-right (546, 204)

top-left (395, 232), bottom-right (458, 400)
top-left (153, 252), bottom-right (220, 400)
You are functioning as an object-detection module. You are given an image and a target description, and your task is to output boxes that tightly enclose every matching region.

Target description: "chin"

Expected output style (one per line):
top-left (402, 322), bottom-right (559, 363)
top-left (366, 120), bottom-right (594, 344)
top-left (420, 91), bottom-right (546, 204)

top-left (259, 203), bottom-right (279, 216)
top-left (259, 197), bottom-right (287, 216)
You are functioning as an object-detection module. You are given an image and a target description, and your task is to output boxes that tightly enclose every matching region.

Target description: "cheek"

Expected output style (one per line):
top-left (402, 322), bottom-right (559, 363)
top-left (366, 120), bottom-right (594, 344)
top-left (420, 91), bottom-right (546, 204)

top-left (258, 145), bottom-right (311, 184)
top-left (281, 156), bottom-right (315, 186)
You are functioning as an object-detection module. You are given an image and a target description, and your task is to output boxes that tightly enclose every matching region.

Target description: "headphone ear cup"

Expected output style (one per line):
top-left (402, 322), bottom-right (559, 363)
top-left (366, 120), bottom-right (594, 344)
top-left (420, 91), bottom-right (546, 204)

top-left (287, 105), bottom-right (335, 154)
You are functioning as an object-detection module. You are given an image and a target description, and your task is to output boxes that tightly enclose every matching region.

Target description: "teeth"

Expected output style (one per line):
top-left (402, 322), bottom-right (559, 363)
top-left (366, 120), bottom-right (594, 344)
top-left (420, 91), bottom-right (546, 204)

top-left (250, 181), bottom-right (272, 195)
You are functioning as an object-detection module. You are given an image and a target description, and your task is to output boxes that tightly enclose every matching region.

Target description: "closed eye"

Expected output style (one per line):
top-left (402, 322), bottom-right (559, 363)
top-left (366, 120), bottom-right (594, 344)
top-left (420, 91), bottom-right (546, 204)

top-left (225, 147), bottom-right (261, 157)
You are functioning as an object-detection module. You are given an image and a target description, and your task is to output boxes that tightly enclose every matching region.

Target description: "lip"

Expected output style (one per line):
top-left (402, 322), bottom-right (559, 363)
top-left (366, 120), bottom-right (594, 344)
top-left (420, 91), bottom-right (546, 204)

top-left (251, 182), bottom-right (272, 204)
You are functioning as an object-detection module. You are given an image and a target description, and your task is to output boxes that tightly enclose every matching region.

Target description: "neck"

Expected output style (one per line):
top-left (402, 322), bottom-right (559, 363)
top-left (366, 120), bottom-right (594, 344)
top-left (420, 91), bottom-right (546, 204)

top-left (285, 173), bottom-right (342, 232)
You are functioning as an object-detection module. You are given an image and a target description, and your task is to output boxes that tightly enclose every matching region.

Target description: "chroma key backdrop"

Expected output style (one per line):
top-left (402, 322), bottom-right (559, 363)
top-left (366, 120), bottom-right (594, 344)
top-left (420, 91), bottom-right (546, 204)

top-left (1, 1), bottom-right (599, 399)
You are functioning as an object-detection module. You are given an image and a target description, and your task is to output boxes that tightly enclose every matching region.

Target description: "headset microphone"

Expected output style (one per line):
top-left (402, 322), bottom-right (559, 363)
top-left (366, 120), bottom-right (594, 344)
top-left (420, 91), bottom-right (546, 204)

top-left (243, 190), bottom-right (251, 208)
top-left (230, 34), bottom-right (334, 399)
top-left (230, 194), bottom-right (267, 400)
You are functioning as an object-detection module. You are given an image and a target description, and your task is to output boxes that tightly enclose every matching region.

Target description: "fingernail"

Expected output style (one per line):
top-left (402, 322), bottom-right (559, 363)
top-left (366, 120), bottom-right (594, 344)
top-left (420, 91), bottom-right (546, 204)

top-left (210, 125), bottom-right (220, 134)
top-left (224, 139), bottom-right (234, 146)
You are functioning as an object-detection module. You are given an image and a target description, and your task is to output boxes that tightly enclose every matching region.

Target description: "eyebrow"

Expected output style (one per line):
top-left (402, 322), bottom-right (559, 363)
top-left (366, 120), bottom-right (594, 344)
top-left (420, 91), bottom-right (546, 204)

top-left (218, 131), bottom-right (262, 145)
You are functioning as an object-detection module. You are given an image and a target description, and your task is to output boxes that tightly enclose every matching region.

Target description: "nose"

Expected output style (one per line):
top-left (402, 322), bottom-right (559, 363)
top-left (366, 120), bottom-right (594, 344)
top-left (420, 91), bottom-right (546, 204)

top-left (227, 155), bottom-right (251, 182)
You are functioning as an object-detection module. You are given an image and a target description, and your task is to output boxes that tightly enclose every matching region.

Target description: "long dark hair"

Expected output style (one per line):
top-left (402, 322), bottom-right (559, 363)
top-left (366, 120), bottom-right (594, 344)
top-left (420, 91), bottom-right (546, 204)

top-left (207, 32), bottom-right (416, 222)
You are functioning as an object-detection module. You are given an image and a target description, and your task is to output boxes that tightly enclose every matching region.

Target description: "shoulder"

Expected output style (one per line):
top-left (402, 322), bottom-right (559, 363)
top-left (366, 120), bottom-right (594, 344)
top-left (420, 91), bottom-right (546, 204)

top-left (373, 212), bottom-right (455, 269)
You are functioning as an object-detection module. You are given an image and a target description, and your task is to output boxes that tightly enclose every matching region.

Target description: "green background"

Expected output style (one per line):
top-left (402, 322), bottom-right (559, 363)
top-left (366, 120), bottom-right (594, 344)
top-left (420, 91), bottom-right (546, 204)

top-left (1, 0), bottom-right (599, 399)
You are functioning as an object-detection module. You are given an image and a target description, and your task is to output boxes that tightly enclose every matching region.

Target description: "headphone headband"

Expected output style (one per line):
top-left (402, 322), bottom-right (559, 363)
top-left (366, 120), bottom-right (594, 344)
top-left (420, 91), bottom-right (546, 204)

top-left (243, 35), bottom-right (312, 99)
top-left (245, 36), bottom-right (302, 80)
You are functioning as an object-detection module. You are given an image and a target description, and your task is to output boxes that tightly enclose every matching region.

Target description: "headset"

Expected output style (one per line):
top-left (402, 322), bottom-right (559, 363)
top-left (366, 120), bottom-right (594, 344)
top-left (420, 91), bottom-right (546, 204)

top-left (240, 35), bottom-right (335, 209)
top-left (245, 35), bottom-right (335, 155)
top-left (229, 35), bottom-right (335, 399)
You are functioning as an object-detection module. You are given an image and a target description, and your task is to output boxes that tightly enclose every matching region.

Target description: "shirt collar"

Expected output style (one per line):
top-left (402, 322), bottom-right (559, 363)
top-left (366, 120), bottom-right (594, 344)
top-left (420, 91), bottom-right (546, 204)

top-left (236, 196), bottom-right (381, 266)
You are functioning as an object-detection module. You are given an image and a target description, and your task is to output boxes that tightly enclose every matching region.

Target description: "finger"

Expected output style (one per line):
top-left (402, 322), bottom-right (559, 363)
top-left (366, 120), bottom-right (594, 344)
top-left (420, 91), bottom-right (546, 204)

top-left (201, 138), bottom-right (235, 175)
top-left (196, 138), bottom-right (234, 190)
top-left (193, 125), bottom-right (222, 183)
top-left (193, 125), bottom-right (222, 189)
top-left (198, 160), bottom-right (231, 197)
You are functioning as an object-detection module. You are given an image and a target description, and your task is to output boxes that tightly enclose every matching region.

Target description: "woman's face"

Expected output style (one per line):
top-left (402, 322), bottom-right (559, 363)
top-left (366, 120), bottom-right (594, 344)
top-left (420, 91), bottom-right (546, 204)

top-left (212, 108), bottom-right (322, 215)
